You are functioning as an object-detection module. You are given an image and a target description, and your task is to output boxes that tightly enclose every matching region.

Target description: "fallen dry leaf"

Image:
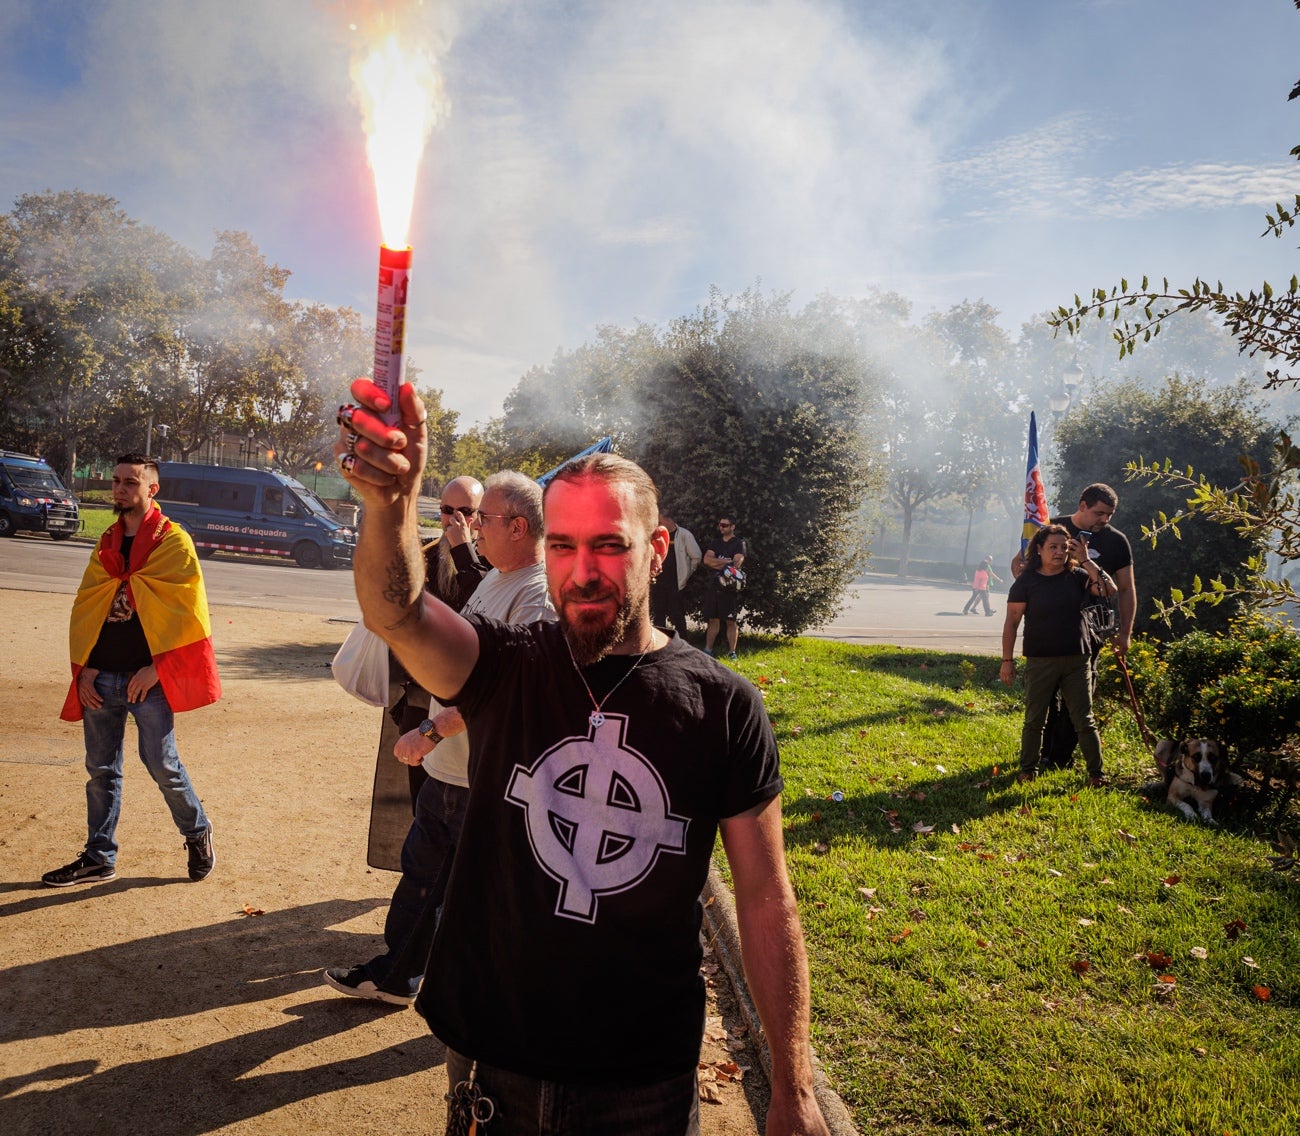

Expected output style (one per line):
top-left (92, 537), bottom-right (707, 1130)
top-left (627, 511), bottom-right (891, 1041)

top-left (1048, 868), bottom-right (1063, 877)
top-left (857, 886), bottom-right (878, 900)
top-left (935, 764), bottom-right (948, 773)
top-left (1117, 828), bottom-right (1137, 844)
top-left (1242, 957), bottom-right (1259, 970)
top-left (977, 851), bottom-right (997, 861)
top-left (912, 822), bottom-right (936, 834)
top-left (813, 842), bottom-right (829, 854)
top-left (1147, 950), bottom-right (1173, 970)
top-left (888, 927), bottom-right (912, 944)
top-left (991, 765), bottom-right (999, 776)
top-left (908, 790), bottom-right (927, 802)
top-left (1069, 959), bottom-right (1091, 974)
top-left (1224, 918), bottom-right (1247, 940)
top-left (241, 903), bottom-right (266, 917)
top-left (974, 778), bottom-right (993, 789)
top-left (1078, 918), bottom-right (1094, 927)
top-left (1190, 947), bottom-right (1208, 960)
top-left (1117, 905), bottom-right (1133, 915)
top-left (699, 1081), bottom-right (724, 1104)
top-left (976, 939), bottom-right (990, 949)
top-left (907, 907), bottom-right (926, 921)
top-left (1252, 985), bottom-right (1271, 1001)
top-left (1162, 875), bottom-right (1182, 888)
top-left (1157, 975), bottom-right (1177, 985)
top-left (1018, 804), bottom-right (1032, 816)
top-left (951, 822), bottom-right (961, 835)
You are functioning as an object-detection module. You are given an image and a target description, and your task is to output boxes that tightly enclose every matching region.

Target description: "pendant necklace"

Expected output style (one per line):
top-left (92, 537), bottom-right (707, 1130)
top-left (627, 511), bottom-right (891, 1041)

top-left (563, 634), bottom-right (652, 728)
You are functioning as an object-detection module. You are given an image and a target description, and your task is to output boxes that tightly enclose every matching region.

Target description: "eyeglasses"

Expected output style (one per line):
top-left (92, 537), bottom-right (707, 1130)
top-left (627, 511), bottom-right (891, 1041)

top-left (441, 504), bottom-right (478, 519)
top-left (477, 512), bottom-right (519, 523)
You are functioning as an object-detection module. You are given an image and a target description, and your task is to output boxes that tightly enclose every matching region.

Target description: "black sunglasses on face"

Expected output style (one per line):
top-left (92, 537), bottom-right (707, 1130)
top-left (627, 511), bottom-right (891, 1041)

top-left (441, 505), bottom-right (478, 519)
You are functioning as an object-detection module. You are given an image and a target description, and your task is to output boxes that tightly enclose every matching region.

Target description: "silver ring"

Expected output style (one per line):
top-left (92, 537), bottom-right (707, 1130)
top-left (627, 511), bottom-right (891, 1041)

top-left (339, 453), bottom-right (357, 474)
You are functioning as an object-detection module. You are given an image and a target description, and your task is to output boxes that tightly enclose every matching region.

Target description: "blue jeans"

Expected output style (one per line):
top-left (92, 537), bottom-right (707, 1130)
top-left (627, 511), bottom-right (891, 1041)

top-left (445, 1050), bottom-right (700, 1136)
top-left (83, 671), bottom-right (210, 867)
top-left (367, 778), bottom-right (468, 997)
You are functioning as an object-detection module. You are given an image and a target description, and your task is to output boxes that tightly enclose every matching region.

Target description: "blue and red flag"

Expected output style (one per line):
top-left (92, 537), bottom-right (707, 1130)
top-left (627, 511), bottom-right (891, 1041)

top-left (1021, 412), bottom-right (1050, 553)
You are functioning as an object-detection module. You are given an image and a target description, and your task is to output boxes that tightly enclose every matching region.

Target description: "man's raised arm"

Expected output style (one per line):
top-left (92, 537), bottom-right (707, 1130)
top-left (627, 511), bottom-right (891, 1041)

top-left (336, 379), bottom-right (479, 701)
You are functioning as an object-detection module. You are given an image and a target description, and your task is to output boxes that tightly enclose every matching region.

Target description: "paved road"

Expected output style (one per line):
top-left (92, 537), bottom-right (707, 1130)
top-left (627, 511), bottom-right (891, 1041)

top-left (0, 533), bottom-right (1001, 653)
top-left (0, 532), bottom-right (361, 617)
top-left (807, 576), bottom-right (1003, 655)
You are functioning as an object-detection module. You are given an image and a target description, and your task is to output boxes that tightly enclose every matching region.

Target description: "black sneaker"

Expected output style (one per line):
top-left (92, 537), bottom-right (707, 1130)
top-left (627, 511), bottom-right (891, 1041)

top-left (185, 828), bottom-right (215, 881)
top-left (322, 966), bottom-right (415, 1006)
top-left (42, 851), bottom-right (116, 888)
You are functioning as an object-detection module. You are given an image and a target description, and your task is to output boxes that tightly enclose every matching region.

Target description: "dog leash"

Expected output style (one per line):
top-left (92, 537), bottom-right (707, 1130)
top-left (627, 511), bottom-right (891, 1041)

top-left (1111, 643), bottom-right (1157, 754)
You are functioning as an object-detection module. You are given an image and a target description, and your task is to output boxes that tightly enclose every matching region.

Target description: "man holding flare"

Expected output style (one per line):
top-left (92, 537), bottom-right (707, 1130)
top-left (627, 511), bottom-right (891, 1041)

top-left (334, 380), bottom-right (828, 1136)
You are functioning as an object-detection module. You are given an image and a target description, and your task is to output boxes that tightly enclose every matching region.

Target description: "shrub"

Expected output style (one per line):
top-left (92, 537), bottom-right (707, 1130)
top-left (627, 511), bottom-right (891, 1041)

top-left (1101, 616), bottom-right (1300, 763)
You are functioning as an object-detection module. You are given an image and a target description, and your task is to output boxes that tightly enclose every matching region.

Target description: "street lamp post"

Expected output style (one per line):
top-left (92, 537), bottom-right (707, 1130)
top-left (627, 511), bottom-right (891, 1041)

top-left (313, 460), bottom-right (322, 492)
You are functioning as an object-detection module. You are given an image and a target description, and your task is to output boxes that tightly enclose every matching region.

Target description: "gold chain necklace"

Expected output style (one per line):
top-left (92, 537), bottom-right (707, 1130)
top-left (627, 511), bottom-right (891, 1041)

top-left (562, 634), bottom-right (652, 728)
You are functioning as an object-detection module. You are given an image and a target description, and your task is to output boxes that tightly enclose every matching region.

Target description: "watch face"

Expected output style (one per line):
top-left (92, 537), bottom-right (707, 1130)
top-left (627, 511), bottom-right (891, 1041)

top-left (417, 718), bottom-right (436, 737)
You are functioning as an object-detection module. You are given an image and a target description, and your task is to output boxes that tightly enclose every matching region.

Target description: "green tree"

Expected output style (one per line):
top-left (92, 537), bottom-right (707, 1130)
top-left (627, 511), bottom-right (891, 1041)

top-left (0, 190), bottom-right (188, 478)
top-left (257, 302), bottom-right (372, 473)
top-left (1053, 376), bottom-right (1277, 637)
top-left (492, 286), bottom-right (883, 635)
top-left (632, 288), bottom-right (880, 635)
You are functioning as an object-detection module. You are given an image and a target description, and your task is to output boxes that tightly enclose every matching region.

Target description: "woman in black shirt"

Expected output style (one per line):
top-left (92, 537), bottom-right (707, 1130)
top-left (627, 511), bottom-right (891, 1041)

top-left (1000, 524), bottom-right (1116, 784)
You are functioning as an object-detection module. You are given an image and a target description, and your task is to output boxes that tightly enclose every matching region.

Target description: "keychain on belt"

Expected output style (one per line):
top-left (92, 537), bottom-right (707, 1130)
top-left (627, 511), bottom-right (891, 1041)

top-left (445, 1060), bottom-right (496, 1136)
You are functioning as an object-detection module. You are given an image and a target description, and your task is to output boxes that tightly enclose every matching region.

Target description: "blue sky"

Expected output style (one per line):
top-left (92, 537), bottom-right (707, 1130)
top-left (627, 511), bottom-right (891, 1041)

top-left (2, 0), bottom-right (1298, 424)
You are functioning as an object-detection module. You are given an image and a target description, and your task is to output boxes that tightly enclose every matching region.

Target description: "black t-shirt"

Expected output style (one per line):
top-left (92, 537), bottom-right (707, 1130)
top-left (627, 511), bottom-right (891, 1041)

top-left (418, 617), bottom-right (782, 1083)
top-left (705, 535), bottom-right (747, 580)
top-left (87, 534), bottom-right (154, 672)
top-left (1052, 514), bottom-right (1132, 576)
top-left (1008, 567), bottom-right (1094, 657)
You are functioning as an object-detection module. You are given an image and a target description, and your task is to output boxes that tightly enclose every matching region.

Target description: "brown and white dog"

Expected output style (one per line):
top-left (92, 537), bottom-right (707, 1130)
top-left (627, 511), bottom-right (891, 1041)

top-left (1154, 739), bottom-right (1240, 825)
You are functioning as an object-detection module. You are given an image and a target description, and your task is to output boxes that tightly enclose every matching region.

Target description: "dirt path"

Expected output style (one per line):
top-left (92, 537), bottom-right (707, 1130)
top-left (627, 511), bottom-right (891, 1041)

top-left (0, 589), bottom-right (765, 1135)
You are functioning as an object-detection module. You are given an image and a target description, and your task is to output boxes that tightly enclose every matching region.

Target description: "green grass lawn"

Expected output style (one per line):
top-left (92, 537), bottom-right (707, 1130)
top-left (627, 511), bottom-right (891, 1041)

top-left (726, 637), bottom-right (1298, 1136)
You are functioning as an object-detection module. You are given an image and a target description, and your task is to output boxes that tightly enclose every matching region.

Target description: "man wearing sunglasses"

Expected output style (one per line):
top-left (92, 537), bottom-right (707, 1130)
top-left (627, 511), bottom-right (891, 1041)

top-left (703, 515), bottom-right (747, 661)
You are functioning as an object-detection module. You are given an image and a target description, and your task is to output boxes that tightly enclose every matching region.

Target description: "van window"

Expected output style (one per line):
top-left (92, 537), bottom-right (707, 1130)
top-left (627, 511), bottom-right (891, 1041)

top-left (199, 480), bottom-right (255, 511)
top-left (163, 478), bottom-right (202, 504)
top-left (263, 486), bottom-right (286, 515)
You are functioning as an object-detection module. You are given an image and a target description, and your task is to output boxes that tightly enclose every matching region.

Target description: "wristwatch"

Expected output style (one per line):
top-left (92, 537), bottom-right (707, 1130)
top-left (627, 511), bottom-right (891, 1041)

top-left (416, 718), bottom-right (443, 745)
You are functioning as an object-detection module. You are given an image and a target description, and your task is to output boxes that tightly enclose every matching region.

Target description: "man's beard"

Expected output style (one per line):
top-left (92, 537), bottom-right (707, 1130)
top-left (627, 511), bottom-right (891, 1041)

top-left (559, 575), bottom-right (649, 666)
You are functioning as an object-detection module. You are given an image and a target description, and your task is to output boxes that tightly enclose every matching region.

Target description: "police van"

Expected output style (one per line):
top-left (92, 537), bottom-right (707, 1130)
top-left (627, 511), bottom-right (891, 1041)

top-left (157, 462), bottom-right (355, 569)
top-left (0, 450), bottom-right (81, 540)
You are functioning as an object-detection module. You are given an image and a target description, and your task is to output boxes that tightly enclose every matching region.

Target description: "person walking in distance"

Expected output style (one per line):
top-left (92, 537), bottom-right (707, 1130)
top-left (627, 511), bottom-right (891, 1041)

top-left (44, 454), bottom-right (220, 887)
top-left (962, 555), bottom-right (1003, 616)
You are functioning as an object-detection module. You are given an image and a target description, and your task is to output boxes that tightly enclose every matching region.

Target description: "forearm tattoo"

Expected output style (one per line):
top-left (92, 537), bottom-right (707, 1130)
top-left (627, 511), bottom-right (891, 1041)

top-left (381, 542), bottom-right (425, 629)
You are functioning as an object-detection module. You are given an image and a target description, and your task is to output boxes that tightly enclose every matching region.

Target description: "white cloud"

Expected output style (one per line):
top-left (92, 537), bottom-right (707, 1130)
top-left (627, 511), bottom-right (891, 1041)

top-left (946, 112), bottom-right (1300, 223)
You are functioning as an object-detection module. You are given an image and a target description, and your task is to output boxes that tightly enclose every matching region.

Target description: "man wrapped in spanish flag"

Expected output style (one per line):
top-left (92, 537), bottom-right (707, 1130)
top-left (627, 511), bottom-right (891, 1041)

top-left (43, 454), bottom-right (221, 887)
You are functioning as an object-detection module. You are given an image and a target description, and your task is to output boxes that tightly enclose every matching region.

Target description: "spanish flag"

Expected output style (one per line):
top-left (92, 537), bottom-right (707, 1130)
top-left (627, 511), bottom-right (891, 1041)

top-left (61, 504), bottom-right (221, 721)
